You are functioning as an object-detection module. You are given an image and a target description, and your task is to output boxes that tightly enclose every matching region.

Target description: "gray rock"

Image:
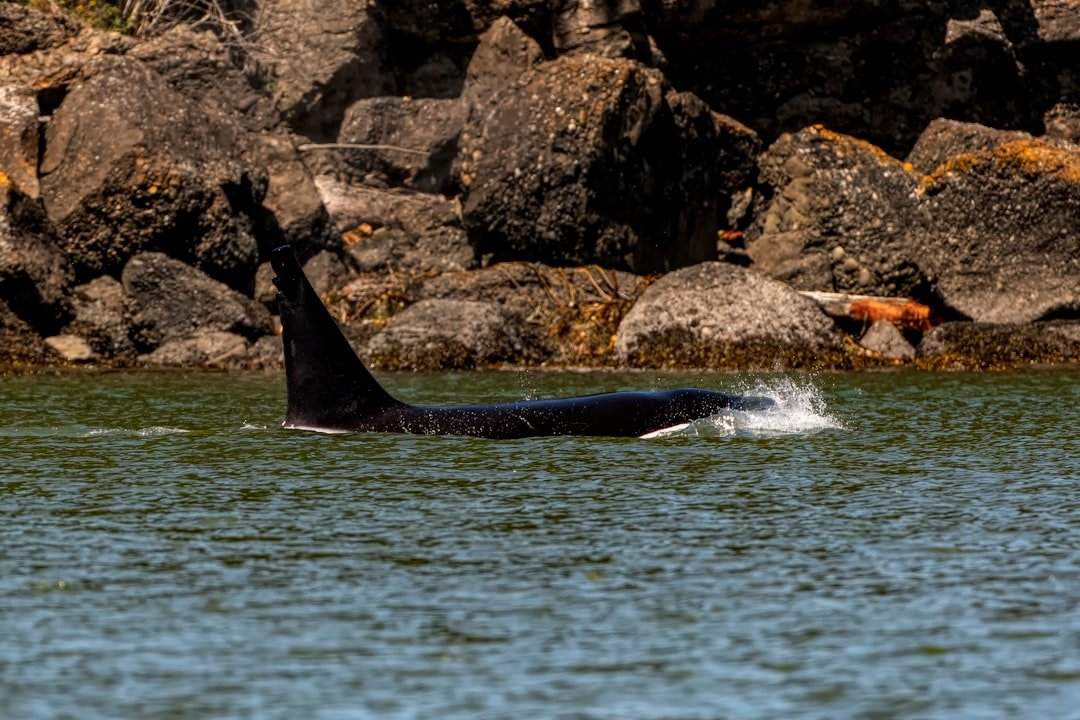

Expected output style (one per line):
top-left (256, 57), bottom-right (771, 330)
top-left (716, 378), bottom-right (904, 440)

top-left (918, 321), bottom-right (1080, 370)
top-left (748, 124), bottom-right (1080, 324)
top-left (364, 299), bottom-right (543, 370)
top-left (122, 253), bottom-right (273, 352)
top-left (39, 59), bottom-right (262, 290)
top-left (323, 96), bottom-right (468, 193)
top-left (918, 137), bottom-right (1080, 323)
top-left (859, 319), bottom-right (915, 361)
top-left (44, 334), bottom-right (97, 363)
top-left (254, 262), bottom-right (278, 307)
top-left (458, 54), bottom-right (759, 273)
top-left (459, 16), bottom-right (544, 110)
top-left (0, 9), bottom-right (134, 92)
top-left (244, 333), bottom-right (285, 371)
top-left (301, 250), bottom-right (352, 297)
top-left (249, 132), bottom-right (337, 260)
top-left (140, 330), bottom-right (249, 368)
top-left (747, 125), bottom-right (926, 298)
top-left (255, 0), bottom-right (391, 139)
top-left (0, 3), bottom-right (78, 55)
top-left (63, 275), bottom-right (136, 361)
top-left (614, 261), bottom-right (846, 369)
top-left (125, 24), bottom-right (278, 133)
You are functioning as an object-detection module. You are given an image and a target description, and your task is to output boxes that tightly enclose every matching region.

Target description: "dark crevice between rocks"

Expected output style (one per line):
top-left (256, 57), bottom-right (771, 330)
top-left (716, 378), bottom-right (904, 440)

top-left (0, 194), bottom-right (72, 336)
top-left (1038, 304), bottom-right (1080, 323)
top-left (249, 203), bottom-right (287, 266)
top-left (0, 274), bottom-right (65, 338)
top-left (290, 55), bottom-right (399, 143)
top-left (1024, 39), bottom-right (1080, 126)
top-left (35, 86), bottom-right (67, 177)
top-left (389, 38), bottom-right (469, 99)
top-left (422, 134), bottom-right (463, 196)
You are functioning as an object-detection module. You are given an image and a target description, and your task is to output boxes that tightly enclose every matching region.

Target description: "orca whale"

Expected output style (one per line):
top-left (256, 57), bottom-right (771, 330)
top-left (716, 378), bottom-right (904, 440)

top-left (271, 245), bottom-right (773, 439)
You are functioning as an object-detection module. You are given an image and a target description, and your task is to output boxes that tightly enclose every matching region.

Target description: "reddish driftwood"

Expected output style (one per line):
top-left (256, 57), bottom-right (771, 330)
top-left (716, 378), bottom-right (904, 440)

top-left (799, 291), bottom-right (934, 333)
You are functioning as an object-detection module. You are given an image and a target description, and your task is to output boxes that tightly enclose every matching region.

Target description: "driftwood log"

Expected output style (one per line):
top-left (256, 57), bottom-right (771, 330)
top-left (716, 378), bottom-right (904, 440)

top-left (798, 291), bottom-right (934, 333)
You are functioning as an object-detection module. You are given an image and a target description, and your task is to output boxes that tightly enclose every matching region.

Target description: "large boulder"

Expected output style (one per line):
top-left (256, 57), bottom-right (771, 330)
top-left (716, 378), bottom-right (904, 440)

top-left (614, 262), bottom-right (846, 369)
top-left (363, 298), bottom-right (545, 370)
top-left (325, 96), bottom-right (468, 193)
top-left (61, 276), bottom-right (137, 362)
top-left (39, 60), bottom-right (264, 291)
top-left (747, 125), bottom-right (928, 298)
top-left (458, 16), bottom-right (544, 111)
top-left (255, 0), bottom-right (391, 140)
top-left (917, 137), bottom-right (1080, 323)
top-left (859, 320), bottom-right (916, 362)
top-left (458, 54), bottom-right (759, 273)
top-left (140, 330), bottom-right (251, 368)
top-left (0, 8), bottom-right (134, 94)
top-left (0, 3), bottom-right (79, 55)
top-left (126, 24), bottom-right (278, 133)
top-left (122, 253), bottom-right (273, 352)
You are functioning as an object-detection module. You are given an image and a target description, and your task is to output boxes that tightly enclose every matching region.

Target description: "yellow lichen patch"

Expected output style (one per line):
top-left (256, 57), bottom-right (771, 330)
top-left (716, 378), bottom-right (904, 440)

top-left (992, 139), bottom-right (1080, 184)
top-left (923, 138), bottom-right (1080, 191)
top-left (0, 170), bottom-right (10, 187)
top-left (921, 153), bottom-right (977, 190)
top-left (341, 224), bottom-right (373, 247)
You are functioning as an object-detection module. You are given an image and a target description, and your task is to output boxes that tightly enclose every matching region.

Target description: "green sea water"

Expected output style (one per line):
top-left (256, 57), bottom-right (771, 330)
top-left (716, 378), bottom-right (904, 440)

top-left (1, 368), bottom-right (1078, 719)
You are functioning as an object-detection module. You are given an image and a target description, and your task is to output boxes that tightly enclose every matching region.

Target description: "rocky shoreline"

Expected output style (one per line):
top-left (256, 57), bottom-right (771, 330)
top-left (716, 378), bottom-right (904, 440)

top-left (1, 1), bottom-right (1078, 374)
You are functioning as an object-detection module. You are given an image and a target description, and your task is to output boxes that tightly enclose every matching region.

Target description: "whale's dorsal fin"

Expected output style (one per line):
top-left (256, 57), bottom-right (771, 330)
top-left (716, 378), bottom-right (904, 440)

top-left (271, 245), bottom-right (399, 429)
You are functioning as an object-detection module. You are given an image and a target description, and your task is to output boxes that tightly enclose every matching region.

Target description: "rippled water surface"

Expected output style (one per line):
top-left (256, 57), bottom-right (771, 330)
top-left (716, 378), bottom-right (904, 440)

top-left (2, 368), bottom-right (1078, 719)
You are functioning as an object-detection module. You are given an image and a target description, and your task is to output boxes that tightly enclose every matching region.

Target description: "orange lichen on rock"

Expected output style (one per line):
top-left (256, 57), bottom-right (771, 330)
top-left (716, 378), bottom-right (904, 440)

top-left (991, 139), bottom-right (1080, 183)
top-left (923, 138), bottom-right (1080, 189)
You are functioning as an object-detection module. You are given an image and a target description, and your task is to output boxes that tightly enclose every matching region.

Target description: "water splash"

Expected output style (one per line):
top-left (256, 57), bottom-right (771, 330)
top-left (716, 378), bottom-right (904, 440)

top-left (730, 375), bottom-right (844, 437)
top-left (644, 376), bottom-right (843, 439)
